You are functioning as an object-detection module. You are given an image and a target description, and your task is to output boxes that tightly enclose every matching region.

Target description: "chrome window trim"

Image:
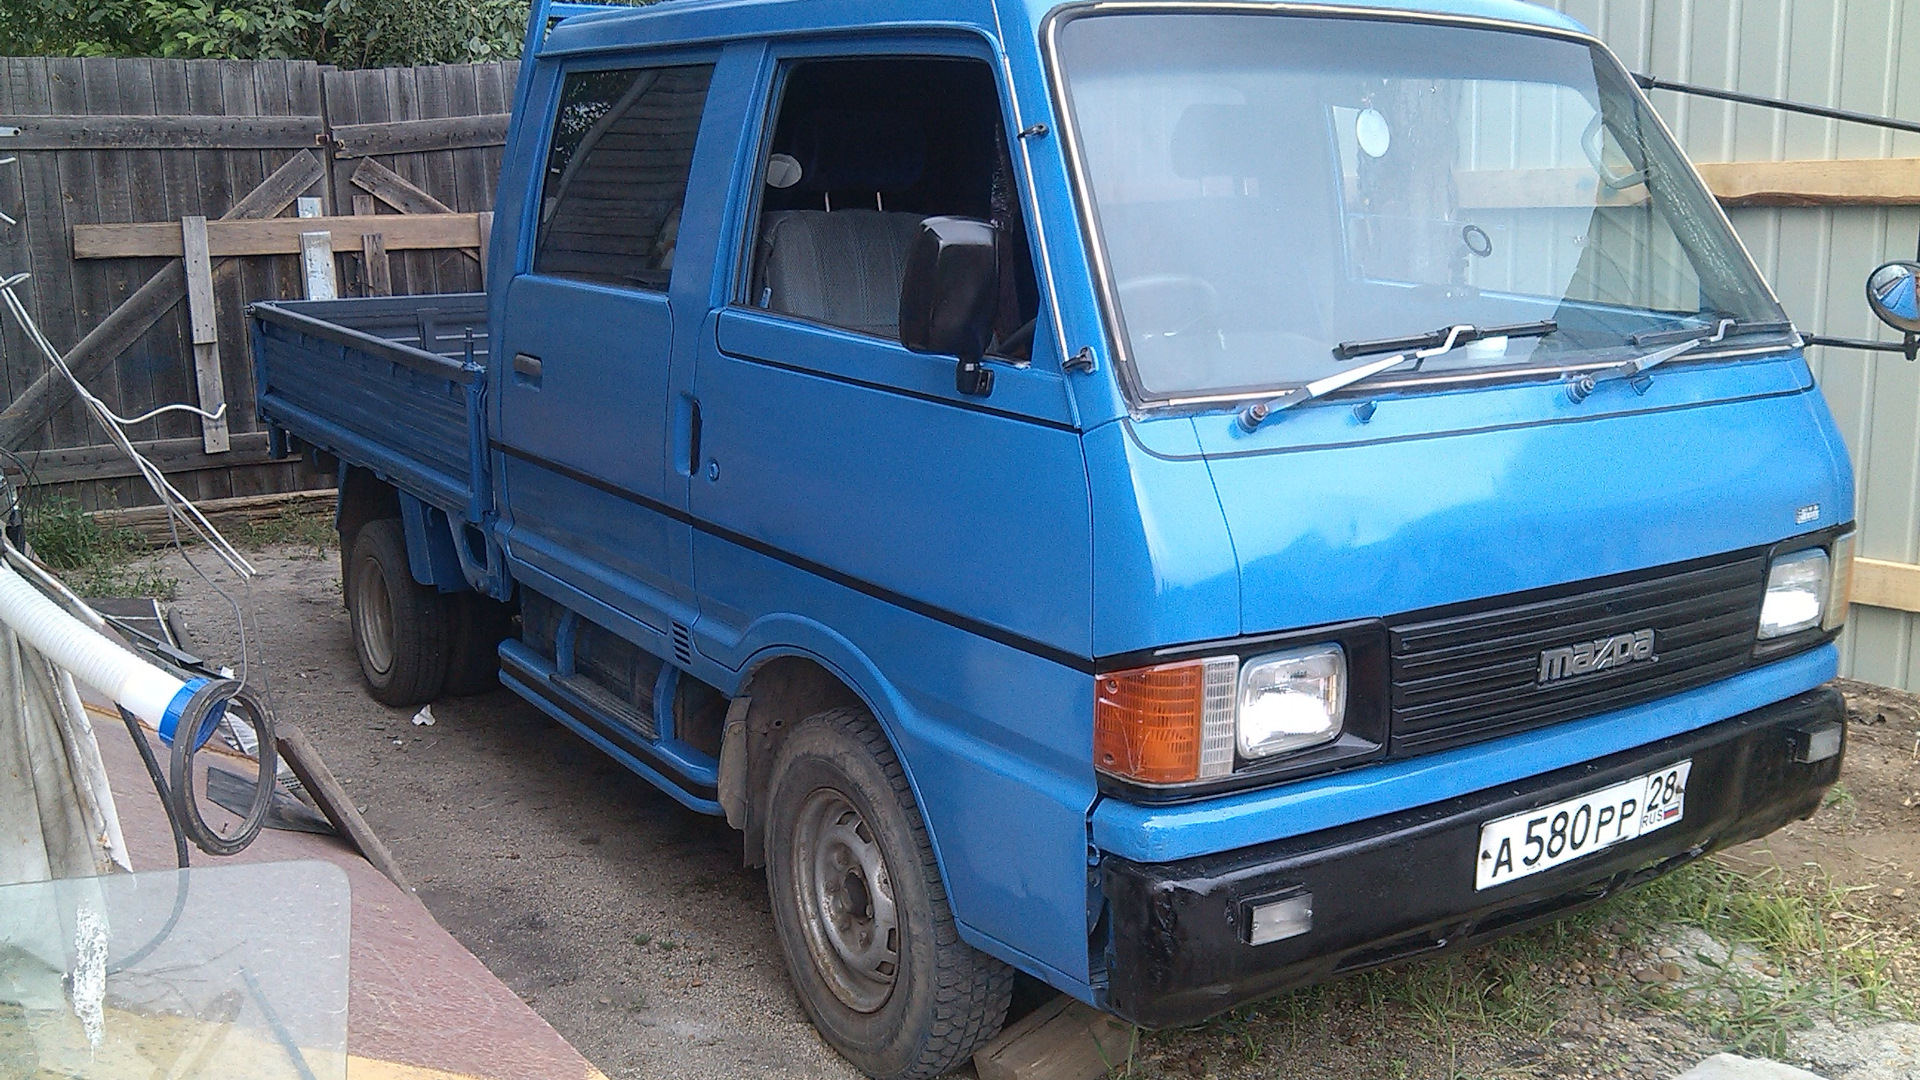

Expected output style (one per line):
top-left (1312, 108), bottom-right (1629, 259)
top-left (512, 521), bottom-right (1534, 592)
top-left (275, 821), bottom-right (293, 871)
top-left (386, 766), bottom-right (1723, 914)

top-left (1039, 2), bottom-right (1793, 412)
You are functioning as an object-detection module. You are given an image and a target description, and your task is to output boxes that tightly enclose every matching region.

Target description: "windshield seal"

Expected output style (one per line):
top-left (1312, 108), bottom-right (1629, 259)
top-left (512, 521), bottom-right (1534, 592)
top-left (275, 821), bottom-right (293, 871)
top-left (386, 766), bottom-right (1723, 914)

top-left (1041, 3), bottom-right (1795, 411)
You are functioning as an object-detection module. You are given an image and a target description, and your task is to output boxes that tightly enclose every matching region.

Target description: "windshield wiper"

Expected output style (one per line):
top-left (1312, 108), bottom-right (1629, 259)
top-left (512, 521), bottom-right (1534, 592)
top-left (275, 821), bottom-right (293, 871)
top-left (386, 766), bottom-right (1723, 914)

top-left (1239, 321), bottom-right (1554, 431)
top-left (1333, 319), bottom-right (1559, 360)
top-left (1566, 317), bottom-right (1765, 402)
top-left (1628, 317), bottom-right (1795, 349)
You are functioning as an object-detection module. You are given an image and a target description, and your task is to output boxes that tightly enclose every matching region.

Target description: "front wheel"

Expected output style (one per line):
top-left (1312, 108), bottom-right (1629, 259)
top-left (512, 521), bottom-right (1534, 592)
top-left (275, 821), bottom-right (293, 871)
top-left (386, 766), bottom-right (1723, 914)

top-left (765, 708), bottom-right (1012, 1080)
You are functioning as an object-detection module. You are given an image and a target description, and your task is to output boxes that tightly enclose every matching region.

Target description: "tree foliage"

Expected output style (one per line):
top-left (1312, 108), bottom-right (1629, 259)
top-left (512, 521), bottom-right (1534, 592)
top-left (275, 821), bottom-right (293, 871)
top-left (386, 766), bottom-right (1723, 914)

top-left (0, 0), bottom-right (530, 67)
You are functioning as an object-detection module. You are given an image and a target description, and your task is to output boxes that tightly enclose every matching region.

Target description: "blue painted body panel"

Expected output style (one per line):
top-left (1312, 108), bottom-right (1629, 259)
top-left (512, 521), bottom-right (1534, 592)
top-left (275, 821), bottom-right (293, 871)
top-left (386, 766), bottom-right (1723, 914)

top-left (251, 0), bottom-right (1855, 1012)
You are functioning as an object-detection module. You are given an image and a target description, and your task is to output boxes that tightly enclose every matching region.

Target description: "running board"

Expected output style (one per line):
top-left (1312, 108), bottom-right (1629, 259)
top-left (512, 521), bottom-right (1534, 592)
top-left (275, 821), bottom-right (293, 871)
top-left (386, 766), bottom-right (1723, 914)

top-left (498, 640), bottom-right (721, 813)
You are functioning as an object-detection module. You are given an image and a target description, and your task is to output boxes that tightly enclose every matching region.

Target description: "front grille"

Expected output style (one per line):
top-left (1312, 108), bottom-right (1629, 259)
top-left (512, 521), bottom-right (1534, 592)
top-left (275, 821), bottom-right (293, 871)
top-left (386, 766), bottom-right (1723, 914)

top-left (1387, 554), bottom-right (1767, 755)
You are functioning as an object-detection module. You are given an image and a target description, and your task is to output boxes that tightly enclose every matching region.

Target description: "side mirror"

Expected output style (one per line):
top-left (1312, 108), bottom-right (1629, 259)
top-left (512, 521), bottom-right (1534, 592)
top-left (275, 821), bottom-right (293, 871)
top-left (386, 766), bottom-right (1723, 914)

top-left (1867, 261), bottom-right (1920, 334)
top-left (900, 216), bottom-right (999, 397)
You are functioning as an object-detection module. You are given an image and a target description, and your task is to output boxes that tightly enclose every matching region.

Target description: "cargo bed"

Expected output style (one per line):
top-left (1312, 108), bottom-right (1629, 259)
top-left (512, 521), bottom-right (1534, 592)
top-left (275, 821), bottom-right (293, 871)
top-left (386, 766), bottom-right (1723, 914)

top-left (251, 294), bottom-right (490, 521)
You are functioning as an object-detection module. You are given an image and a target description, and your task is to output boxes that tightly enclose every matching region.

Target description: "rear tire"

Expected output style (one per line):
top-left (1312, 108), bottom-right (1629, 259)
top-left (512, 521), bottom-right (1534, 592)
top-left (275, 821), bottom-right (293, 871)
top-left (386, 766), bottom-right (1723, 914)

top-left (765, 707), bottom-right (1012, 1080)
top-left (348, 518), bottom-right (448, 706)
top-left (443, 592), bottom-right (511, 696)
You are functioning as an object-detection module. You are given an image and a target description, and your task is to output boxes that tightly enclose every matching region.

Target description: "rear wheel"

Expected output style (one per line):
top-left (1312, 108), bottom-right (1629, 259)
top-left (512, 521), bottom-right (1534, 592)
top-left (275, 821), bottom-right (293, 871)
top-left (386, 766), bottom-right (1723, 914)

top-left (443, 592), bottom-right (511, 696)
top-left (348, 518), bottom-right (448, 706)
top-left (765, 707), bottom-right (1012, 1080)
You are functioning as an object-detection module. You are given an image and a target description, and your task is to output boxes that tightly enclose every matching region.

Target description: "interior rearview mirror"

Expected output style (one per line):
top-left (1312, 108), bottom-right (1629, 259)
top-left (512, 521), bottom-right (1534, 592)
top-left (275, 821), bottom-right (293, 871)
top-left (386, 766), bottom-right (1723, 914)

top-left (1866, 260), bottom-right (1920, 334)
top-left (899, 216), bottom-right (999, 397)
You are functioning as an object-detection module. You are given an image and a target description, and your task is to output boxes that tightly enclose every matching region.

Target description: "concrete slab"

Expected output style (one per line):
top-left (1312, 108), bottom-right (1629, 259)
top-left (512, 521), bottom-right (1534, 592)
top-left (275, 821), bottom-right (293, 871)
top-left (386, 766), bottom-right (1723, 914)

top-left (1675, 1053), bottom-right (1828, 1080)
top-left (90, 704), bottom-right (606, 1080)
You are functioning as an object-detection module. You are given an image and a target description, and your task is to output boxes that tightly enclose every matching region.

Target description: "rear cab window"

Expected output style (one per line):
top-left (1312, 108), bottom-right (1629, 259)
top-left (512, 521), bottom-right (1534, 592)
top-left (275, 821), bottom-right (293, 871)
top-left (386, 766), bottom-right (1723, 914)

top-left (535, 63), bottom-right (716, 291)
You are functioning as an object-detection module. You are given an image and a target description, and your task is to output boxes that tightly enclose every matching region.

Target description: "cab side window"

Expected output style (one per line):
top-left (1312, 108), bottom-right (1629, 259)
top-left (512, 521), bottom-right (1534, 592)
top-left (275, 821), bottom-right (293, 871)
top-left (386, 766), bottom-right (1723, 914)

top-left (535, 63), bottom-right (715, 291)
top-left (745, 57), bottom-right (1040, 359)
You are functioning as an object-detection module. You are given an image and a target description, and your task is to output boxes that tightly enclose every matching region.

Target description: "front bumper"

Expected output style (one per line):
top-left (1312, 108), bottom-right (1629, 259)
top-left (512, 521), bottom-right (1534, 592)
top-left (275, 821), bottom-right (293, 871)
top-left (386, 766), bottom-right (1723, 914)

top-left (1098, 685), bottom-right (1845, 1027)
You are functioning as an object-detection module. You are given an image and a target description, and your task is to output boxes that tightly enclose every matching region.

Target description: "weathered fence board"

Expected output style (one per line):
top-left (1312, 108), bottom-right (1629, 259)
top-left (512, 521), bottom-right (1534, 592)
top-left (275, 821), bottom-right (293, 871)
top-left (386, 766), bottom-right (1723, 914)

top-left (0, 114), bottom-right (327, 150)
top-left (331, 113), bottom-right (510, 158)
top-left (74, 211), bottom-right (485, 259)
top-left (0, 57), bottom-right (516, 510)
top-left (322, 63), bottom-right (516, 299)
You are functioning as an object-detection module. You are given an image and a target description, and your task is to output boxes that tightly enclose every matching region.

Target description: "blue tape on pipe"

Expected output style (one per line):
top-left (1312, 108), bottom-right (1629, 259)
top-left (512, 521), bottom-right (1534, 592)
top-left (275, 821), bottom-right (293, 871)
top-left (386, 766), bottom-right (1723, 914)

top-left (157, 678), bottom-right (224, 750)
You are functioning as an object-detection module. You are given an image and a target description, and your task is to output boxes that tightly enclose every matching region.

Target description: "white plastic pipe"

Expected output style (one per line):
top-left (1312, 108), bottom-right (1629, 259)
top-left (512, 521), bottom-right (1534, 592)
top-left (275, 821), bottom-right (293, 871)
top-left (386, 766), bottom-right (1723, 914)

top-left (0, 561), bottom-right (201, 738)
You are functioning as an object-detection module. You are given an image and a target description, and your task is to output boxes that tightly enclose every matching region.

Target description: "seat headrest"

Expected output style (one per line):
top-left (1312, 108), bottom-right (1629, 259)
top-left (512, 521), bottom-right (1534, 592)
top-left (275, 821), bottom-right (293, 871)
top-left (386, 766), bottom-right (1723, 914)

top-left (1171, 103), bottom-right (1279, 179)
top-left (785, 108), bottom-right (926, 193)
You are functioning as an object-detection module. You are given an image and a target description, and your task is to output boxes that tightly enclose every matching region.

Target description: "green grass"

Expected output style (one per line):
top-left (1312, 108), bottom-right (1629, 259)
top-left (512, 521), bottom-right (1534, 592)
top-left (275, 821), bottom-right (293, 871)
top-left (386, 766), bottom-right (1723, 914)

top-left (1129, 857), bottom-right (1916, 1077)
top-left (1602, 860), bottom-right (1914, 1055)
top-left (228, 504), bottom-right (334, 554)
top-left (23, 495), bottom-right (176, 599)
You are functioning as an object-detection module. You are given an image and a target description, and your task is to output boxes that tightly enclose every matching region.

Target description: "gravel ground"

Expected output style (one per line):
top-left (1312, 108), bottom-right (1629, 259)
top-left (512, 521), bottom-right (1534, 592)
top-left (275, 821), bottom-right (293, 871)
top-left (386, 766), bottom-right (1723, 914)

top-left (151, 542), bottom-right (1918, 1080)
top-left (159, 544), bottom-right (865, 1080)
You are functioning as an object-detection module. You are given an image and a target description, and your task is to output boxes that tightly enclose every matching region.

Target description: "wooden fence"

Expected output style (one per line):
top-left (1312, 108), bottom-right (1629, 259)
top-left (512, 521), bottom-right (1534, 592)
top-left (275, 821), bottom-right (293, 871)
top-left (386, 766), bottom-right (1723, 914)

top-left (0, 56), bottom-right (518, 511)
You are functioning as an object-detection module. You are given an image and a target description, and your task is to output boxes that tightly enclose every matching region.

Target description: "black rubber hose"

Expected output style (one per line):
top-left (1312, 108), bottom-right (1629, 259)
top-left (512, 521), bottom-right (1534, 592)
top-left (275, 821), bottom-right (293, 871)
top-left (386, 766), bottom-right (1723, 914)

top-left (111, 704), bottom-right (188, 976)
top-left (168, 679), bottom-right (276, 857)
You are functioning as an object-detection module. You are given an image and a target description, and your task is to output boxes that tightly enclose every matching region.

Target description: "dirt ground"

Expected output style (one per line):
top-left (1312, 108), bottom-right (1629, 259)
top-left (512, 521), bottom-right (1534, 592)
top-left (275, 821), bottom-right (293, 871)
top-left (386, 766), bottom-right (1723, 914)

top-left (152, 543), bottom-right (1918, 1080)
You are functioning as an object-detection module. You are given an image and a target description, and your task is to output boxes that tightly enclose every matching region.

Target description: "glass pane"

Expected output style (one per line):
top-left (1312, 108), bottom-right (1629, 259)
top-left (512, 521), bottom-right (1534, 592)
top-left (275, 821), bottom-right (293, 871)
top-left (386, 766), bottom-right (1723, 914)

top-left (0, 860), bottom-right (349, 1079)
top-left (1057, 14), bottom-right (1789, 400)
top-left (535, 64), bottom-right (715, 291)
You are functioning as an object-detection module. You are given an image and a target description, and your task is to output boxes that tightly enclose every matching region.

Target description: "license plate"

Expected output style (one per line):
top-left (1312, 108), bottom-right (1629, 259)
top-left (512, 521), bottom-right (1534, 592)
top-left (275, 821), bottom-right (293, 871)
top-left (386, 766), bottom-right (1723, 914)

top-left (1475, 759), bottom-right (1692, 890)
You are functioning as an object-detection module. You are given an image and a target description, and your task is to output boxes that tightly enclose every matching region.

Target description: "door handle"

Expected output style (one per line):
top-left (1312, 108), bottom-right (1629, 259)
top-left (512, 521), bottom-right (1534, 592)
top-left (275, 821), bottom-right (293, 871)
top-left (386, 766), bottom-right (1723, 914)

top-left (674, 394), bottom-right (703, 477)
top-left (512, 352), bottom-right (542, 385)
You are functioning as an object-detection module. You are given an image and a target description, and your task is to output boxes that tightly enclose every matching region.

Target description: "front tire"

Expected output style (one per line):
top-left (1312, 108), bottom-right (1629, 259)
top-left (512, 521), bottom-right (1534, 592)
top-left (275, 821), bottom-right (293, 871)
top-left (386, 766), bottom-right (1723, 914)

top-left (348, 518), bottom-right (448, 706)
top-left (765, 707), bottom-right (1012, 1080)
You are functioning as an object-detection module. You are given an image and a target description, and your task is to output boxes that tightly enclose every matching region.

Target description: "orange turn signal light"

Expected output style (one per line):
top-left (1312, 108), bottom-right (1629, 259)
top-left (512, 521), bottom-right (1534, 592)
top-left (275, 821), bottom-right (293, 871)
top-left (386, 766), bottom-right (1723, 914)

top-left (1094, 657), bottom-right (1236, 784)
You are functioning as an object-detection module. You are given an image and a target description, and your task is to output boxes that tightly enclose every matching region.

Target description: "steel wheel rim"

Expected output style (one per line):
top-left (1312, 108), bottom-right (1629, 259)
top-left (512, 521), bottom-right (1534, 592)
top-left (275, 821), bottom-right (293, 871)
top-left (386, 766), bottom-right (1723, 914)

top-left (791, 787), bottom-right (899, 1013)
top-left (353, 558), bottom-right (395, 676)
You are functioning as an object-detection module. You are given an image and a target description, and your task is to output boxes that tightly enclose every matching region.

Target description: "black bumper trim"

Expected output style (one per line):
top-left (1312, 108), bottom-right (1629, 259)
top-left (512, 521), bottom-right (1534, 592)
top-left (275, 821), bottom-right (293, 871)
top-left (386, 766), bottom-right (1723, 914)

top-left (1098, 685), bottom-right (1845, 1028)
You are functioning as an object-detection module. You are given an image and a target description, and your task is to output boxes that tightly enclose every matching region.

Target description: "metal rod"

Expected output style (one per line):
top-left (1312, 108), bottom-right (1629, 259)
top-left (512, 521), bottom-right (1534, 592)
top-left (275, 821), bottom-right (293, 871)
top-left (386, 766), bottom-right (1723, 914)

top-left (1805, 334), bottom-right (1919, 358)
top-left (1634, 74), bottom-right (1920, 137)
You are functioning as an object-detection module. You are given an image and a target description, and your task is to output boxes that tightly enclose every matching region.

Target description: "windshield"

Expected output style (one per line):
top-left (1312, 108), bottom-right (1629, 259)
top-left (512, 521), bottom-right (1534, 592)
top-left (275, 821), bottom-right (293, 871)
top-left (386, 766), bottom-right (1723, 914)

top-left (1052, 12), bottom-right (1792, 403)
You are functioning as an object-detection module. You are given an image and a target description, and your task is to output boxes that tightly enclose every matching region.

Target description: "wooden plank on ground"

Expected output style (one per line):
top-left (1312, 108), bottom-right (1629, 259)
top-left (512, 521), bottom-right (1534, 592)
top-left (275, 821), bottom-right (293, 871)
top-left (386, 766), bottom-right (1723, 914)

top-left (362, 232), bottom-right (392, 296)
top-left (179, 214), bottom-right (229, 453)
top-left (0, 112), bottom-right (325, 149)
top-left (1852, 558), bottom-right (1920, 613)
top-left (0, 149), bottom-right (324, 451)
top-left (974, 996), bottom-right (1133, 1080)
top-left (74, 211), bottom-right (485, 259)
top-left (330, 113), bottom-right (511, 158)
top-left (90, 486), bottom-right (333, 538)
top-left (276, 722), bottom-right (415, 895)
top-left (1696, 157), bottom-right (1920, 206)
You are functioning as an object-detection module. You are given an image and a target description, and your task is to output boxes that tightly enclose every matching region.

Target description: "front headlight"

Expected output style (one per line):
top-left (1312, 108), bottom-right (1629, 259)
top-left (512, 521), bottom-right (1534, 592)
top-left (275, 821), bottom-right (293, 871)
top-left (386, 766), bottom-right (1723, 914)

top-left (1759, 548), bottom-right (1830, 639)
top-left (1237, 645), bottom-right (1346, 758)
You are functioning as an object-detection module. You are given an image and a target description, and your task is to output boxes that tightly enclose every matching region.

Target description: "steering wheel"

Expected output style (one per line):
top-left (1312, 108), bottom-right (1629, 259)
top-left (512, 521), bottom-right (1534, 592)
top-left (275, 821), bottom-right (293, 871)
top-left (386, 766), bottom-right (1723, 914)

top-left (1582, 114), bottom-right (1650, 192)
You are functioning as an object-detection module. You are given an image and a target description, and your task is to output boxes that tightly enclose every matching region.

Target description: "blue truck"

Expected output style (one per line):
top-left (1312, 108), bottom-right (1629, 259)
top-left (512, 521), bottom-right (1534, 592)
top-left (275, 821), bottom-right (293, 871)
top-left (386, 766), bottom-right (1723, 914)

top-left (252, 0), bottom-right (1864, 1075)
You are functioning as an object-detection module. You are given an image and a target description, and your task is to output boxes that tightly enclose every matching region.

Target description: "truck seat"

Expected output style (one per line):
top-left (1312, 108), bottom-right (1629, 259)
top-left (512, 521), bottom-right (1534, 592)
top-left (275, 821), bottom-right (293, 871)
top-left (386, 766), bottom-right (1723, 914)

top-left (755, 209), bottom-right (925, 338)
top-left (751, 107), bottom-right (928, 339)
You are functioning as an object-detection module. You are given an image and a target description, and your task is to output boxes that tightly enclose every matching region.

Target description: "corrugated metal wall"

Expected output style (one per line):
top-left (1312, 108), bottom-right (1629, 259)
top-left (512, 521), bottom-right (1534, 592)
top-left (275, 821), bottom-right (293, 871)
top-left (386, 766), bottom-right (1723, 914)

top-left (1549, 0), bottom-right (1920, 687)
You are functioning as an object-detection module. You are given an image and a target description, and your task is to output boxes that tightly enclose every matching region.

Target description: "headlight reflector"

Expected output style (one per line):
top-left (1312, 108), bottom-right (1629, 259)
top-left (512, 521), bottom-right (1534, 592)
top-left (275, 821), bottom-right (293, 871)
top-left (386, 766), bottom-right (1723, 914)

top-left (1759, 548), bottom-right (1829, 639)
top-left (1824, 533), bottom-right (1853, 632)
top-left (1237, 645), bottom-right (1346, 758)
